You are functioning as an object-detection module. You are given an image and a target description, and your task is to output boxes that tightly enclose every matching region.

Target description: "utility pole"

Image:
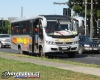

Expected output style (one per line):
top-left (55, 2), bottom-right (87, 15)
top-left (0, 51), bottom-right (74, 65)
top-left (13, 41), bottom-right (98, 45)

top-left (21, 6), bottom-right (23, 17)
top-left (85, 0), bottom-right (87, 36)
top-left (90, 0), bottom-right (93, 38)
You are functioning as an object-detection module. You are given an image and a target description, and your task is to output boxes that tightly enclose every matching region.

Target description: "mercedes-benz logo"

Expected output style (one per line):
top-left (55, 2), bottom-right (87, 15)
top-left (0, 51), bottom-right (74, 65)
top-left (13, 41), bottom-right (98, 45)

top-left (63, 42), bottom-right (66, 44)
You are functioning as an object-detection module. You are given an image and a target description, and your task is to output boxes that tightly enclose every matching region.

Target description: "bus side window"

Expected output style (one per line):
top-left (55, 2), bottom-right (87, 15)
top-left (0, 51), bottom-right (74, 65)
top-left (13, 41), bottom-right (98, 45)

top-left (14, 22), bottom-right (19, 35)
top-left (29, 25), bottom-right (32, 34)
top-left (19, 22), bottom-right (23, 34)
top-left (23, 21), bottom-right (29, 34)
top-left (23, 28), bottom-right (26, 33)
top-left (11, 23), bottom-right (14, 34)
top-left (22, 21), bottom-right (27, 34)
top-left (26, 21), bottom-right (29, 34)
top-left (29, 20), bottom-right (33, 34)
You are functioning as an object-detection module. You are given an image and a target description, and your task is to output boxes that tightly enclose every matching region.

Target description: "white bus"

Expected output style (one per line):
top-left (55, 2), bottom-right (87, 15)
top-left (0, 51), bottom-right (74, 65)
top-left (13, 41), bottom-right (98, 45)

top-left (10, 15), bottom-right (79, 58)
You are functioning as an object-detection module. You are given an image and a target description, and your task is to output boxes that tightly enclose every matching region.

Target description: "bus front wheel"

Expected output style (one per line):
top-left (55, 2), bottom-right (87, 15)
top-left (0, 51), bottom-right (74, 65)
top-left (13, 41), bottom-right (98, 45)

top-left (39, 47), bottom-right (45, 57)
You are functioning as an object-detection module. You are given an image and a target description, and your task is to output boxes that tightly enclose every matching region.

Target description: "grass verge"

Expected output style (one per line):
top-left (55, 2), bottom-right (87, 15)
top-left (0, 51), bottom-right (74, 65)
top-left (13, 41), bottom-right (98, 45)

top-left (0, 57), bottom-right (100, 80)
top-left (0, 52), bottom-right (100, 68)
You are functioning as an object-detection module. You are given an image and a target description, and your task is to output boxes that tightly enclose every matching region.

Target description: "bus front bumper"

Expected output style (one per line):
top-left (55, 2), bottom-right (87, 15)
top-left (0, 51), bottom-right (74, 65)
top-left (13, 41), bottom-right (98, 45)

top-left (44, 44), bottom-right (79, 53)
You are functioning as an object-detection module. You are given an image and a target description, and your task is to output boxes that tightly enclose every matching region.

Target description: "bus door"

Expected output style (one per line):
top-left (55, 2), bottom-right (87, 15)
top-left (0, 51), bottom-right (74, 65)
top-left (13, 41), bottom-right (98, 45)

top-left (29, 20), bottom-right (34, 53)
top-left (33, 19), bottom-right (40, 53)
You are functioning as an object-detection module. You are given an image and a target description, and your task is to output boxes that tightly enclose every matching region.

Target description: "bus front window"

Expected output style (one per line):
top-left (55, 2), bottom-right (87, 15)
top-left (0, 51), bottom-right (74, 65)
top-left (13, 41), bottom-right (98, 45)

top-left (45, 20), bottom-right (75, 36)
top-left (45, 21), bottom-right (58, 35)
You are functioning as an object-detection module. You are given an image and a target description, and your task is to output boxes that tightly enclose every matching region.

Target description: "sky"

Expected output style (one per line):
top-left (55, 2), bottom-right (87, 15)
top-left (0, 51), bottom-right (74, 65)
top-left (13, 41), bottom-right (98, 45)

top-left (0, 0), bottom-right (69, 19)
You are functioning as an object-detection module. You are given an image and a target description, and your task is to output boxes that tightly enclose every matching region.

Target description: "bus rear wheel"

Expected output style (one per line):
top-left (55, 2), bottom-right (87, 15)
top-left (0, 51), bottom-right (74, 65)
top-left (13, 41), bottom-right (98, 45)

top-left (18, 46), bottom-right (23, 54)
top-left (68, 53), bottom-right (76, 58)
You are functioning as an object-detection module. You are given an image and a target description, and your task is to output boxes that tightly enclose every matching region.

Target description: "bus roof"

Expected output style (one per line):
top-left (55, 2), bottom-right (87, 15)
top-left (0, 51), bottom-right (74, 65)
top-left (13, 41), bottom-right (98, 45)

top-left (11, 16), bottom-right (43, 23)
top-left (39, 15), bottom-right (70, 20)
top-left (11, 15), bottom-right (71, 23)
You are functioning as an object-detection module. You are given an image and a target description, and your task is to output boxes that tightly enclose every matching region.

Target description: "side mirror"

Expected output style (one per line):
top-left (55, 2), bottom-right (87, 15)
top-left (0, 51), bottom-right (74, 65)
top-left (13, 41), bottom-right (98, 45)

top-left (40, 18), bottom-right (47, 28)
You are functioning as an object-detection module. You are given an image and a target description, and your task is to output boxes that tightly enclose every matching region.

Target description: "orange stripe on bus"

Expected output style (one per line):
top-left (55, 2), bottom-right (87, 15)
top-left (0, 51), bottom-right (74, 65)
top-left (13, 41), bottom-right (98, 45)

top-left (11, 36), bottom-right (32, 46)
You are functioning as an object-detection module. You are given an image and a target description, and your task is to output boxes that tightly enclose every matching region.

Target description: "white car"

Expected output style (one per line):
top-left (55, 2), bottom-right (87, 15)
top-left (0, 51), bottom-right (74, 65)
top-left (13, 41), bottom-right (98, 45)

top-left (0, 34), bottom-right (11, 48)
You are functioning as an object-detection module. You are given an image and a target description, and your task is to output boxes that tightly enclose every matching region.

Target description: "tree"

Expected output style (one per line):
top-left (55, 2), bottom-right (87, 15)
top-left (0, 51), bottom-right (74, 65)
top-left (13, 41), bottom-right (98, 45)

top-left (5, 20), bottom-right (11, 34)
top-left (0, 20), bottom-right (10, 34)
top-left (67, 0), bottom-right (100, 36)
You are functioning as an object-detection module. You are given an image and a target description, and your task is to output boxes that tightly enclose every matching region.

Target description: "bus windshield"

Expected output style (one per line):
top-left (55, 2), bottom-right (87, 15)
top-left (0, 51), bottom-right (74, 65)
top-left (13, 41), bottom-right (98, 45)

top-left (45, 20), bottom-right (77, 36)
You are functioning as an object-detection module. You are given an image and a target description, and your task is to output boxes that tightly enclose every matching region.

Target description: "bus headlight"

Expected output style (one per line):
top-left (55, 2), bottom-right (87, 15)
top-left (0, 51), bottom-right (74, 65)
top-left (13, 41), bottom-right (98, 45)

top-left (46, 41), bottom-right (56, 45)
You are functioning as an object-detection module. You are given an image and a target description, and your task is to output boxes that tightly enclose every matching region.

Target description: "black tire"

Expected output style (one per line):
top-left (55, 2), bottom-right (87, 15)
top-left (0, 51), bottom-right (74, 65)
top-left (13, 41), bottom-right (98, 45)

top-left (78, 45), bottom-right (83, 54)
top-left (68, 53), bottom-right (76, 58)
top-left (39, 47), bottom-right (45, 57)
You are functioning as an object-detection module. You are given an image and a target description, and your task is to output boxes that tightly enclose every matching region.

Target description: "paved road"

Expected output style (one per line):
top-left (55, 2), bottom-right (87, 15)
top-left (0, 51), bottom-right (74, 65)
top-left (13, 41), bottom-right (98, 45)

top-left (0, 48), bottom-right (20, 53)
top-left (0, 48), bottom-right (100, 65)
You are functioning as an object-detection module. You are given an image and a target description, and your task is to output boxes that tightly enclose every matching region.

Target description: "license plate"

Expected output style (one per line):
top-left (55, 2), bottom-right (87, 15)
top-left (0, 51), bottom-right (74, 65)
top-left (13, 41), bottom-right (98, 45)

top-left (62, 48), bottom-right (68, 50)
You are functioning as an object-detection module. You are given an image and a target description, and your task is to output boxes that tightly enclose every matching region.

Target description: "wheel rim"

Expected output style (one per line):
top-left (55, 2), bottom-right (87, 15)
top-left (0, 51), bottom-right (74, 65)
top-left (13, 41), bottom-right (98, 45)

top-left (40, 48), bottom-right (45, 57)
top-left (20, 50), bottom-right (22, 54)
top-left (40, 48), bottom-right (43, 56)
top-left (19, 48), bottom-right (22, 54)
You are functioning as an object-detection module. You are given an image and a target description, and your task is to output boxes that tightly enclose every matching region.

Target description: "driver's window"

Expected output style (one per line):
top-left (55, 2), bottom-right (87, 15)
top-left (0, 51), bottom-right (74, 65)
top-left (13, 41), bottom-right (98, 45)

top-left (39, 26), bottom-right (43, 39)
top-left (46, 21), bottom-right (56, 32)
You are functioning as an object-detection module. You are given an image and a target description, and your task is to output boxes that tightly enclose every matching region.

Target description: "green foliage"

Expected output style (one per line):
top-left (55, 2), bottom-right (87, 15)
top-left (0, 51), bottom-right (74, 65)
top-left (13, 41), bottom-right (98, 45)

top-left (68, 0), bottom-right (100, 18)
top-left (97, 10), bottom-right (100, 18)
top-left (5, 20), bottom-right (11, 34)
top-left (0, 20), bottom-right (10, 34)
top-left (68, 0), bottom-right (100, 36)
